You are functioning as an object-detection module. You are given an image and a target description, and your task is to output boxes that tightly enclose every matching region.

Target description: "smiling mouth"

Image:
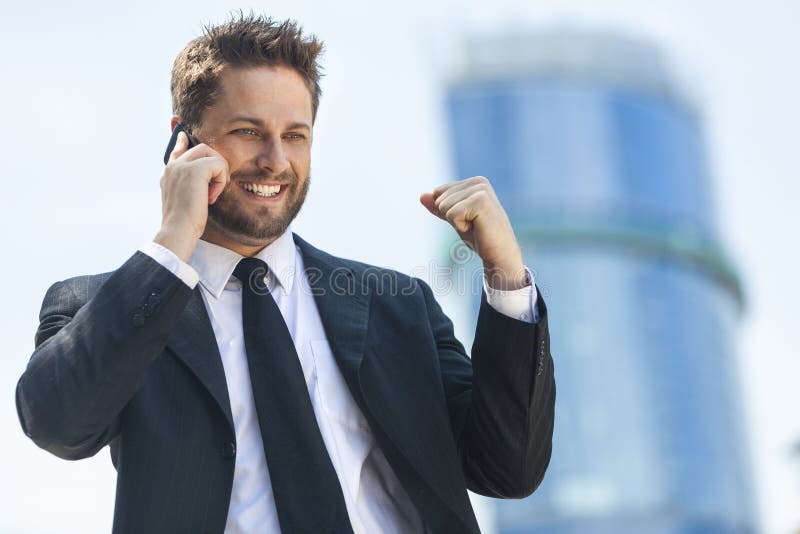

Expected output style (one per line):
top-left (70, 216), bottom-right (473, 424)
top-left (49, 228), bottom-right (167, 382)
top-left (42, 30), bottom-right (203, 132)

top-left (238, 182), bottom-right (286, 198)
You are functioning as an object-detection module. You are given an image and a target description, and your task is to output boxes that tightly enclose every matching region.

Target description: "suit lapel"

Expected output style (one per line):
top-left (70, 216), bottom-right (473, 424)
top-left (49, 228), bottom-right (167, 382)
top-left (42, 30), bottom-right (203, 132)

top-left (166, 288), bottom-right (234, 432)
top-left (292, 233), bottom-right (369, 394)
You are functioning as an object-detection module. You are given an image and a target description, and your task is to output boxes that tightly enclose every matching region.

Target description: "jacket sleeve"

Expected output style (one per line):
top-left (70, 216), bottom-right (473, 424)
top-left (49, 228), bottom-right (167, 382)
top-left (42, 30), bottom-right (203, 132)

top-left (15, 251), bottom-right (194, 460)
top-left (418, 278), bottom-right (555, 499)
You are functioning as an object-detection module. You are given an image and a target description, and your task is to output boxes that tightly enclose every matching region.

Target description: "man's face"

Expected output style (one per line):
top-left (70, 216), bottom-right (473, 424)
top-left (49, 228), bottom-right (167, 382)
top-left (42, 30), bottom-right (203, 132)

top-left (193, 65), bottom-right (313, 246)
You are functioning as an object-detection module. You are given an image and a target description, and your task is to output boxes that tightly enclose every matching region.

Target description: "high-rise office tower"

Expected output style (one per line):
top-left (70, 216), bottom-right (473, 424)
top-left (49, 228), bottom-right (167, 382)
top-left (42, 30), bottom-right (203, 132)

top-left (444, 28), bottom-right (755, 534)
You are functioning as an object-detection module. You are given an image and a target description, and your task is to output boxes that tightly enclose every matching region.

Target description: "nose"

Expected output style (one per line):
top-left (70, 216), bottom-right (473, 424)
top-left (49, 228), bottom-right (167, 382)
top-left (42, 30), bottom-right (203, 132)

top-left (255, 135), bottom-right (290, 176)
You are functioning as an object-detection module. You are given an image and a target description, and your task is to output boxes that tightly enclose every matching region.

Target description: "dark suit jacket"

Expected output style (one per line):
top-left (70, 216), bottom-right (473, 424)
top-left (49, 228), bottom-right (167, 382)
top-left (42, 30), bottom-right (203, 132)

top-left (16, 232), bottom-right (555, 534)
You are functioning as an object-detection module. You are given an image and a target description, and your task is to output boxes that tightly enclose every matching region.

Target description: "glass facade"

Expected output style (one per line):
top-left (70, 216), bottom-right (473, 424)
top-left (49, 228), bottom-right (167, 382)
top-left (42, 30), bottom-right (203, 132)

top-left (445, 31), bottom-right (755, 534)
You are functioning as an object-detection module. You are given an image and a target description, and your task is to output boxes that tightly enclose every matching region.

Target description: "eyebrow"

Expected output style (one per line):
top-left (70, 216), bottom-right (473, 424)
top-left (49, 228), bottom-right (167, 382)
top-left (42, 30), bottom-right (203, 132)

top-left (226, 116), bottom-right (311, 131)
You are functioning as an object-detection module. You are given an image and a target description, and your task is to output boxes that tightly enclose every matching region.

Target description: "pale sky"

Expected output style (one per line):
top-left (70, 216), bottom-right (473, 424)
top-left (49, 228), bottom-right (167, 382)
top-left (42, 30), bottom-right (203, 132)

top-left (1, 1), bottom-right (797, 533)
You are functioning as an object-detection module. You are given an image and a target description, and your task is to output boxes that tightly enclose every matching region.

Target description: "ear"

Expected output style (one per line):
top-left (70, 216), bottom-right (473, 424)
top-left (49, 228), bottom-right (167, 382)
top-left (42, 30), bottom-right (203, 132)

top-left (170, 115), bottom-right (181, 132)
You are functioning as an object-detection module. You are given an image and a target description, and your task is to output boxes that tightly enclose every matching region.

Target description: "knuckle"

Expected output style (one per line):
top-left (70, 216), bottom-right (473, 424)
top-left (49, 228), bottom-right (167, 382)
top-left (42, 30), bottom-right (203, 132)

top-left (475, 178), bottom-right (490, 190)
top-left (472, 190), bottom-right (488, 203)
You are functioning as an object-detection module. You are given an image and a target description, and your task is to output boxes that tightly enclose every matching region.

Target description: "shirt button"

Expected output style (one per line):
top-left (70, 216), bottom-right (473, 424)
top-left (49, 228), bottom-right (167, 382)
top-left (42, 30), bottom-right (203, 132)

top-left (222, 442), bottom-right (236, 458)
top-left (147, 292), bottom-right (162, 307)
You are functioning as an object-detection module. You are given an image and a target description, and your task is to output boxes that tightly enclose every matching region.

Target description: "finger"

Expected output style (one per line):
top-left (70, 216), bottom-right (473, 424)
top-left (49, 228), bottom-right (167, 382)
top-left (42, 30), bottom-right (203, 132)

top-left (205, 159), bottom-right (230, 204)
top-left (419, 193), bottom-right (447, 221)
top-left (208, 175), bottom-right (227, 204)
top-left (431, 180), bottom-right (463, 200)
top-left (184, 156), bottom-right (228, 185)
top-left (178, 142), bottom-right (226, 163)
top-left (168, 131), bottom-right (189, 163)
top-left (443, 195), bottom-right (481, 234)
top-left (432, 175), bottom-right (489, 200)
top-left (435, 184), bottom-right (485, 215)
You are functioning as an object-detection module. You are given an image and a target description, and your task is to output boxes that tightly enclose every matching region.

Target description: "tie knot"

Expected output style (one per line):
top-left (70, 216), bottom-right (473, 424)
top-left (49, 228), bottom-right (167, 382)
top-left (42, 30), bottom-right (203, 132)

top-left (234, 257), bottom-right (270, 295)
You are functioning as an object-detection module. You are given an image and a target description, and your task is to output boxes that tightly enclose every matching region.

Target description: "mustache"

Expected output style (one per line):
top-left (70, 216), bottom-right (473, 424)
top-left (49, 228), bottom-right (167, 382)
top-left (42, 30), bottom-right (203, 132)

top-left (230, 168), bottom-right (297, 184)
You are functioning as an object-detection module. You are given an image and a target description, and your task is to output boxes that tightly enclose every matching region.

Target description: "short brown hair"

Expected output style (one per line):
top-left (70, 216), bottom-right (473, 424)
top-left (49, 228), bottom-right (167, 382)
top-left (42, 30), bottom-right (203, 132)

top-left (170, 12), bottom-right (324, 131)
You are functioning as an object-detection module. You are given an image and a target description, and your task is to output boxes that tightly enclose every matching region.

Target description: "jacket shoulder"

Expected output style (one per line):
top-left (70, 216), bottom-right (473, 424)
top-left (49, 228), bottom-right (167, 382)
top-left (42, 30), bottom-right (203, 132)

top-left (293, 232), bottom-right (420, 296)
top-left (39, 270), bottom-right (114, 321)
top-left (324, 253), bottom-right (422, 298)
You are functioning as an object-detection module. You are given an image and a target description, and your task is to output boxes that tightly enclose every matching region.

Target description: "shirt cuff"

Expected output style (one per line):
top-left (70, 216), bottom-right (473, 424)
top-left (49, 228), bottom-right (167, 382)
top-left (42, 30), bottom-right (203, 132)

top-left (139, 241), bottom-right (200, 289)
top-left (483, 265), bottom-right (540, 323)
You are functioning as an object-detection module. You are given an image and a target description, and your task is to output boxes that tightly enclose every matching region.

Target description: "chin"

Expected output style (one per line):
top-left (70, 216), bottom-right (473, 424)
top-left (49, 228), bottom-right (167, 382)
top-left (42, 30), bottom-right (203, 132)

top-left (208, 212), bottom-right (290, 243)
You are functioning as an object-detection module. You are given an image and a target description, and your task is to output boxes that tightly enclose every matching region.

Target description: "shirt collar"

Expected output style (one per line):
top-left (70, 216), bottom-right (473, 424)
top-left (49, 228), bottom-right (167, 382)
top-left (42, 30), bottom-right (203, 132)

top-left (188, 225), bottom-right (297, 299)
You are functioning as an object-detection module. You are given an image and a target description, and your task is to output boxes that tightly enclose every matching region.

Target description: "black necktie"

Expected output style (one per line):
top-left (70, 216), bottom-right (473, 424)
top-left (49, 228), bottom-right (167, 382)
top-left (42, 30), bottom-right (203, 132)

top-left (233, 257), bottom-right (353, 533)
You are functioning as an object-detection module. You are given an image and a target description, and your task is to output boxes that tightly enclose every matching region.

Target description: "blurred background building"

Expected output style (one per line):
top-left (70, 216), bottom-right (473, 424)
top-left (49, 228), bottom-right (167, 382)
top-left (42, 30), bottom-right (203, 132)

top-left (444, 28), bottom-right (756, 534)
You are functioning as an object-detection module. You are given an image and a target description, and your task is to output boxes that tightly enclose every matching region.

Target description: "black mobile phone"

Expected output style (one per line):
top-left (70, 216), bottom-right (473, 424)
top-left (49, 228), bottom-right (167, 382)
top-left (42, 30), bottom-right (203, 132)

top-left (163, 123), bottom-right (199, 164)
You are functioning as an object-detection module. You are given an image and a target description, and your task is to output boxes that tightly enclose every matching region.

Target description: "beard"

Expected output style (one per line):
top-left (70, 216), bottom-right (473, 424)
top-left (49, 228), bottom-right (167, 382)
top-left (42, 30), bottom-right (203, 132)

top-left (206, 167), bottom-right (310, 246)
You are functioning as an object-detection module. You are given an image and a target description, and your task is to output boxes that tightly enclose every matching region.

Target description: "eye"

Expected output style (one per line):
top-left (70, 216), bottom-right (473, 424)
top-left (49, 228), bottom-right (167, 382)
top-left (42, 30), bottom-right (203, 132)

top-left (284, 133), bottom-right (307, 141)
top-left (234, 128), bottom-right (260, 137)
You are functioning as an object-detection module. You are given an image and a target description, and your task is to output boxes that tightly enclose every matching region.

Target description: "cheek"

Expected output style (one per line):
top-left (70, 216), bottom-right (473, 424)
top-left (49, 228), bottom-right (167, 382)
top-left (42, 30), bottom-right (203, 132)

top-left (287, 145), bottom-right (311, 165)
top-left (285, 143), bottom-right (309, 158)
top-left (222, 150), bottom-right (258, 175)
top-left (209, 137), bottom-right (255, 163)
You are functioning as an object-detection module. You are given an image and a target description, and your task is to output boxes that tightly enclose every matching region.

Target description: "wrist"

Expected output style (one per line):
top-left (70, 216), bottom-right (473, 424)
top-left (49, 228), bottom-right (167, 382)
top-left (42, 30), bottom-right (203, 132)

top-left (483, 260), bottom-right (529, 291)
top-left (154, 224), bottom-right (199, 263)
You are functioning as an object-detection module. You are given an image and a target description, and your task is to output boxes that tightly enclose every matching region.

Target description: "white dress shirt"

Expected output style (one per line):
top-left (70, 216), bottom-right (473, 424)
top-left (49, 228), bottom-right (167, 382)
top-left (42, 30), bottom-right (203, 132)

top-left (139, 225), bottom-right (538, 533)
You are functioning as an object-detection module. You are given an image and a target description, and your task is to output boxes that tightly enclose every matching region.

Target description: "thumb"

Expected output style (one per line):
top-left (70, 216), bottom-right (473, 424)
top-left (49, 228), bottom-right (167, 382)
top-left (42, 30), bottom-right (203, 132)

top-left (419, 193), bottom-right (446, 221)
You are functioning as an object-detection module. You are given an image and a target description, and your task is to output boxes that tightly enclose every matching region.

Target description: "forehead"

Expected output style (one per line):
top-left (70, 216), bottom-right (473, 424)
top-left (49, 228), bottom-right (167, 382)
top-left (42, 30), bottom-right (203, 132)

top-left (210, 65), bottom-right (313, 125)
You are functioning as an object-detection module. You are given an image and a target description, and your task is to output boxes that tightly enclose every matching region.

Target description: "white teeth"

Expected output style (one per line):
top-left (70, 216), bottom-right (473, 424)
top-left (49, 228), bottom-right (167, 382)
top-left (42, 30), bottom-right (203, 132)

top-left (242, 183), bottom-right (281, 196)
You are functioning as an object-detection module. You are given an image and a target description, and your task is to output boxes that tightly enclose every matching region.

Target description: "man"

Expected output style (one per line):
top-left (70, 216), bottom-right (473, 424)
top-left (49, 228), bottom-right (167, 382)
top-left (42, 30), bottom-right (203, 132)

top-left (15, 13), bottom-right (554, 534)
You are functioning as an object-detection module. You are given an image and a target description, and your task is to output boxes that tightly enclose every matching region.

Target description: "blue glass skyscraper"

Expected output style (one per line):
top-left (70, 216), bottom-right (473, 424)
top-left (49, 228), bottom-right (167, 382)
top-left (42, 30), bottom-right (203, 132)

top-left (444, 28), bottom-right (755, 534)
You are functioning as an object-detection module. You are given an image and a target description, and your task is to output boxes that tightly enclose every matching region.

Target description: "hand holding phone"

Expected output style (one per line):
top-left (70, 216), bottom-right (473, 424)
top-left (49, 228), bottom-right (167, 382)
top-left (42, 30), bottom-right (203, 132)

top-left (156, 123), bottom-right (230, 261)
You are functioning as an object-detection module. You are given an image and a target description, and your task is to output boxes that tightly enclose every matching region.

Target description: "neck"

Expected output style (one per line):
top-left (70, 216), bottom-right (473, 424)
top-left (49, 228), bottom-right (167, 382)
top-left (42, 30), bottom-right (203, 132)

top-left (200, 225), bottom-right (280, 257)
